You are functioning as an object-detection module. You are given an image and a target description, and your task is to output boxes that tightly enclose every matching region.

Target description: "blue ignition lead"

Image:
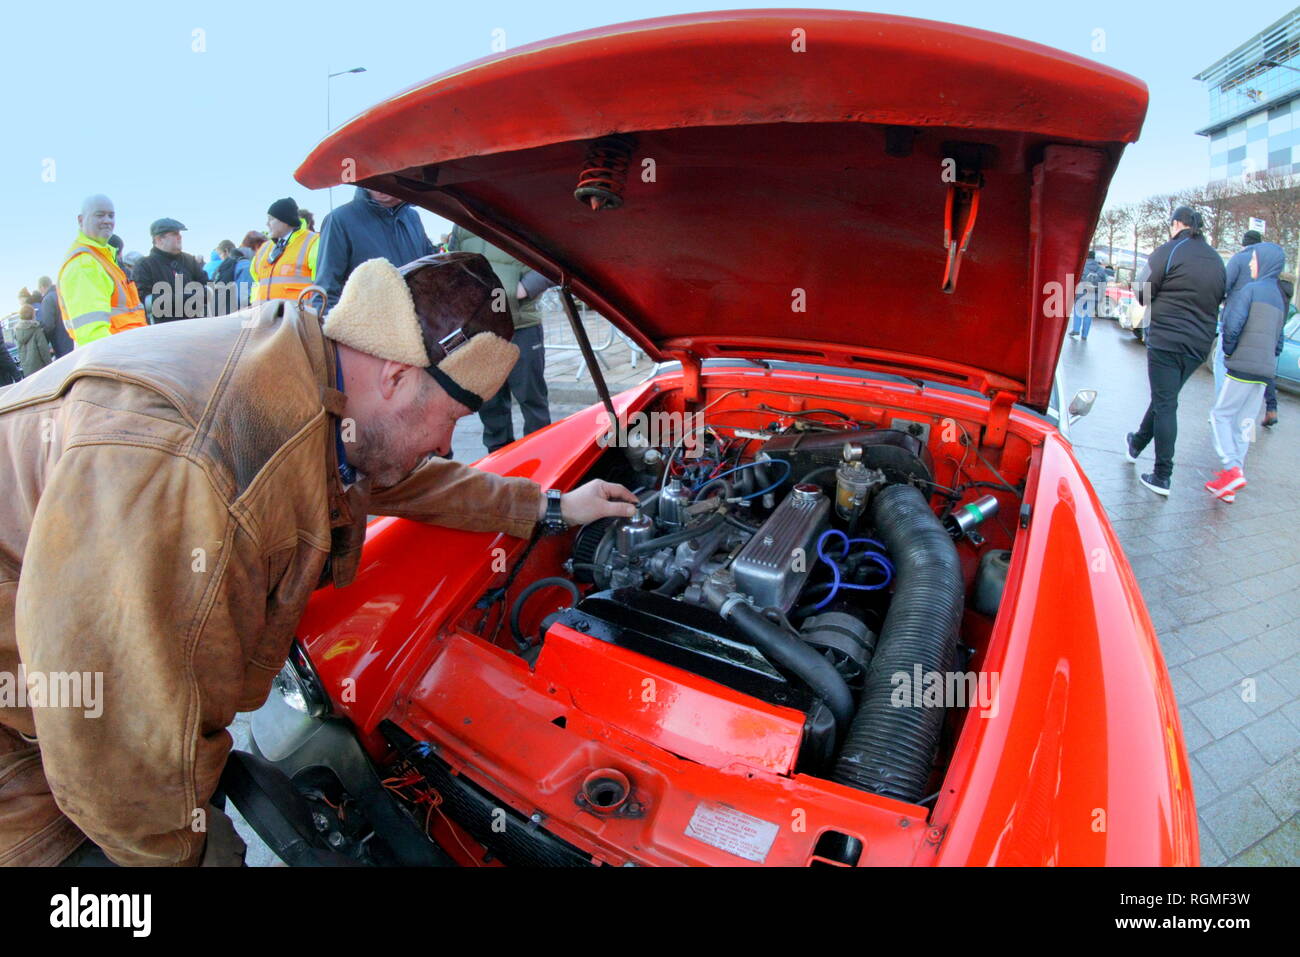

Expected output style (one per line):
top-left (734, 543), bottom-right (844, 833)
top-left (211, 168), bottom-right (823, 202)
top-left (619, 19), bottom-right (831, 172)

top-left (812, 528), bottom-right (893, 611)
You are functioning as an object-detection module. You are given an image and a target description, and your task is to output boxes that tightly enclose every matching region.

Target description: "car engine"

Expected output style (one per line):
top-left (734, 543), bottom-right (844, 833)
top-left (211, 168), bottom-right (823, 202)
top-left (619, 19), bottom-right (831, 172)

top-left (540, 423), bottom-right (1004, 803)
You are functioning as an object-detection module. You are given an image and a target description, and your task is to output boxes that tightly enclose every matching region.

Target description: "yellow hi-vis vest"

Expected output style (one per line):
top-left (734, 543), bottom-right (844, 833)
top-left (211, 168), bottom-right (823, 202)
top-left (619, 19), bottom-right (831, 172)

top-left (56, 240), bottom-right (147, 346)
top-left (250, 227), bottom-right (319, 303)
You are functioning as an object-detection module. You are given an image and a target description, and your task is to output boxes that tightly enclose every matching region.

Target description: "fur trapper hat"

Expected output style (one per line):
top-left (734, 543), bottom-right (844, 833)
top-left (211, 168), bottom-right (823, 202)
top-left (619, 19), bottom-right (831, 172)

top-left (323, 254), bottom-right (519, 409)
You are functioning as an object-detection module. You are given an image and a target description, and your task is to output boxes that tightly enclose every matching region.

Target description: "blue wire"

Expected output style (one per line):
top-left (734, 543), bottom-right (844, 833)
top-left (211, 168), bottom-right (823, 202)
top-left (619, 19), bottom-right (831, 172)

top-left (696, 458), bottom-right (792, 500)
top-left (812, 528), bottom-right (893, 611)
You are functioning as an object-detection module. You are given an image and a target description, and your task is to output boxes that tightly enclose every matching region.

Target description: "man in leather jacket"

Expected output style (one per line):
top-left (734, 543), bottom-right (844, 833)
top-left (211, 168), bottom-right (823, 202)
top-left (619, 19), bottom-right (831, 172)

top-left (0, 253), bottom-right (636, 866)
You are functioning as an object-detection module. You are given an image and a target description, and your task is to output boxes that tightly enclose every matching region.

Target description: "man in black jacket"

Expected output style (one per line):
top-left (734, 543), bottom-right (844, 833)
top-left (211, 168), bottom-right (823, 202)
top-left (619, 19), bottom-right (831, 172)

top-left (131, 218), bottom-right (209, 323)
top-left (1124, 207), bottom-right (1226, 495)
top-left (34, 278), bottom-right (73, 359)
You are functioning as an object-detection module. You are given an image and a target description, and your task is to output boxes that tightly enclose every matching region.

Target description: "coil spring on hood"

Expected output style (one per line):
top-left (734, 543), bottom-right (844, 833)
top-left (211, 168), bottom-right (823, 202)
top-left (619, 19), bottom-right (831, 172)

top-left (574, 135), bottom-right (635, 210)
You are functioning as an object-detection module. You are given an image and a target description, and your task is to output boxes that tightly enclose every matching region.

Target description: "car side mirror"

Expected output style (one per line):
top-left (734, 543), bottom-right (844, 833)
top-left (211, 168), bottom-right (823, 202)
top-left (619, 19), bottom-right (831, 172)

top-left (1068, 389), bottom-right (1097, 423)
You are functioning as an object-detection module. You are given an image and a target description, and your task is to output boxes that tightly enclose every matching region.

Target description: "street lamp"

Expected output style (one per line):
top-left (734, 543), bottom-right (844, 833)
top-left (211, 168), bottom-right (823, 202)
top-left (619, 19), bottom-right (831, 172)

top-left (327, 67), bottom-right (367, 211)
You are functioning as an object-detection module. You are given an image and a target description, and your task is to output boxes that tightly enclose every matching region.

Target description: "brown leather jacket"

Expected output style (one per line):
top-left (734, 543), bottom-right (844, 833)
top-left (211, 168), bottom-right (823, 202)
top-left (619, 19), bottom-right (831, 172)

top-left (0, 301), bottom-right (541, 866)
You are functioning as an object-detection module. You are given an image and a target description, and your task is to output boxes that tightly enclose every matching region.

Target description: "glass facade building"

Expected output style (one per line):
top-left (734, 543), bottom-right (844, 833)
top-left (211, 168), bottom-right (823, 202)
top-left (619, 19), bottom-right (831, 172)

top-left (1196, 8), bottom-right (1300, 181)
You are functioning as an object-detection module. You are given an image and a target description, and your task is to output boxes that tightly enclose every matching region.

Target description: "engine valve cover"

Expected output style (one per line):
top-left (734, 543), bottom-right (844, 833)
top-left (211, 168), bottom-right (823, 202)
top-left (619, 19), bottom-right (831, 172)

top-left (730, 484), bottom-right (830, 612)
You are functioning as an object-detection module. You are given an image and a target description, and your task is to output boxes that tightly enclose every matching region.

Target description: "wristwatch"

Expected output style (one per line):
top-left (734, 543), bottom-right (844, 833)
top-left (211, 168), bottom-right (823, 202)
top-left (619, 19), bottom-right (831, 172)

top-left (543, 489), bottom-right (567, 533)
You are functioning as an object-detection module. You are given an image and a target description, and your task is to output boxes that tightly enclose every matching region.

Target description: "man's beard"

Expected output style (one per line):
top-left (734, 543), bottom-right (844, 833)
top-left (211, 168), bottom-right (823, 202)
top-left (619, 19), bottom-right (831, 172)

top-left (348, 398), bottom-right (432, 489)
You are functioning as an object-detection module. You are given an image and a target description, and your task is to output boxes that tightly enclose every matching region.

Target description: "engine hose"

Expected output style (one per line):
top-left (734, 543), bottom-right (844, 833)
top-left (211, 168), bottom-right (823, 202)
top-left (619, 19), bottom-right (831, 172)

top-left (831, 483), bottom-right (965, 803)
top-left (723, 600), bottom-right (855, 742)
top-left (724, 513), bottom-right (761, 534)
top-left (652, 569), bottom-right (689, 597)
top-left (509, 577), bottom-right (581, 649)
top-left (626, 512), bottom-right (726, 557)
top-left (691, 478), bottom-right (732, 502)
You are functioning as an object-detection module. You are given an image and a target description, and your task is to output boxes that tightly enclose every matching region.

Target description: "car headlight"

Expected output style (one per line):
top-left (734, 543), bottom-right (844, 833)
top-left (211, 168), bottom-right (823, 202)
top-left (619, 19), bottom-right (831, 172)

top-left (272, 643), bottom-right (330, 717)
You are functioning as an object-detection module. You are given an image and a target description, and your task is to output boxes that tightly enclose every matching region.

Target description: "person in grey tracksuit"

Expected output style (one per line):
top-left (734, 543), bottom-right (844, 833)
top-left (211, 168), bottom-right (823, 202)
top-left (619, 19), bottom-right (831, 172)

top-left (1209, 242), bottom-right (1287, 480)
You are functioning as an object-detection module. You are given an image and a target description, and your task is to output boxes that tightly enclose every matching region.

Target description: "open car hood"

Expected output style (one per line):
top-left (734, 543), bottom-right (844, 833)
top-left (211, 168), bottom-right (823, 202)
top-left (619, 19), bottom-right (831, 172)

top-left (296, 9), bottom-right (1147, 411)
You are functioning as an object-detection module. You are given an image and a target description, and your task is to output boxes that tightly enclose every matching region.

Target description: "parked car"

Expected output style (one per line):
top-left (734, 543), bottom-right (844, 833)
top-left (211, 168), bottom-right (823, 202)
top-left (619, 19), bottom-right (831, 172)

top-left (1119, 295), bottom-right (1148, 343)
top-left (232, 10), bottom-right (1196, 867)
top-left (1099, 264), bottom-right (1138, 320)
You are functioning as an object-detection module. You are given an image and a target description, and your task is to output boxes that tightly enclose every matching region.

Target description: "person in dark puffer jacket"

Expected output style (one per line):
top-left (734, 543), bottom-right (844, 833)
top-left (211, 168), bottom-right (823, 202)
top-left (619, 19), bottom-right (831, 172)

top-left (1068, 249), bottom-right (1109, 340)
top-left (1213, 230), bottom-right (1262, 397)
top-left (1124, 206), bottom-right (1226, 496)
top-left (1205, 242), bottom-right (1287, 501)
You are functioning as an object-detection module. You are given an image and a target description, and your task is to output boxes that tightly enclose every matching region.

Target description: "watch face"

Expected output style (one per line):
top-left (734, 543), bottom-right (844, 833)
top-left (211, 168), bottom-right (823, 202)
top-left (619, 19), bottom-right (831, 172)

top-left (546, 490), bottom-right (565, 529)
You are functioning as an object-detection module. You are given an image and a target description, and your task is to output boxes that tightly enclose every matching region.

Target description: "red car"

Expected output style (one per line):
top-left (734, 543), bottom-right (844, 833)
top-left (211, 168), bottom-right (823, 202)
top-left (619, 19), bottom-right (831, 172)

top-left (233, 10), bottom-right (1197, 867)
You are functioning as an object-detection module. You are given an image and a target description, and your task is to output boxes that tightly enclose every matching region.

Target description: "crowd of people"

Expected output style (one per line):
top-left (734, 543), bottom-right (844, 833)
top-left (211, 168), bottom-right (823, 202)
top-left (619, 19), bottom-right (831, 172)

top-left (6, 188), bottom-right (556, 454)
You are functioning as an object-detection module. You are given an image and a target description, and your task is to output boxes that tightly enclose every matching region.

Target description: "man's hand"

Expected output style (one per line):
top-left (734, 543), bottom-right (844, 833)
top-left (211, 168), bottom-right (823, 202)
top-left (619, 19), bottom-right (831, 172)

top-left (540, 479), bottom-right (638, 526)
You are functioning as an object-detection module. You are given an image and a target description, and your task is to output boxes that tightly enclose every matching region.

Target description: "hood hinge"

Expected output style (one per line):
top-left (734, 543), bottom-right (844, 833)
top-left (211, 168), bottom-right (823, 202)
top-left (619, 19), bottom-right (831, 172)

top-left (679, 351), bottom-right (703, 405)
top-left (983, 389), bottom-right (1017, 449)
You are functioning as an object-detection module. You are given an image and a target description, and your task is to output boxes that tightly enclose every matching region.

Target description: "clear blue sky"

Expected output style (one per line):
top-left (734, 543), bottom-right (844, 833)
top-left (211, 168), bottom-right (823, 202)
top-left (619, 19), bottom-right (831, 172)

top-left (2, 0), bottom-right (1294, 300)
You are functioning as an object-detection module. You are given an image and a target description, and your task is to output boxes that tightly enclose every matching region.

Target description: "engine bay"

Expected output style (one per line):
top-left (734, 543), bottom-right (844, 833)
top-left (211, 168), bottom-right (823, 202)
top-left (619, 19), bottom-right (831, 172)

top-left (466, 382), bottom-right (1032, 812)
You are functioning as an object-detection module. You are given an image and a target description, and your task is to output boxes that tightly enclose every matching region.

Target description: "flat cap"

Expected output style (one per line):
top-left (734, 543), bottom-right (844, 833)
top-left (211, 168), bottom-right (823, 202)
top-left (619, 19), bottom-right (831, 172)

top-left (149, 217), bottom-right (187, 236)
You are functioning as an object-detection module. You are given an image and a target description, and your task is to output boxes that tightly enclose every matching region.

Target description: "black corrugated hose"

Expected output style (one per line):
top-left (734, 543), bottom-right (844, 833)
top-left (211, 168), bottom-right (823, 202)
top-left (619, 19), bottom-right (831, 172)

top-left (723, 600), bottom-right (855, 739)
top-left (831, 483), bottom-right (965, 803)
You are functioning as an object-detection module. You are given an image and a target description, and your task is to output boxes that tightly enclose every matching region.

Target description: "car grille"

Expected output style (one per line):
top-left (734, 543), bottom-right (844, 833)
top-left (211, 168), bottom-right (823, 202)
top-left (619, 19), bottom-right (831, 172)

top-left (379, 720), bottom-right (596, 868)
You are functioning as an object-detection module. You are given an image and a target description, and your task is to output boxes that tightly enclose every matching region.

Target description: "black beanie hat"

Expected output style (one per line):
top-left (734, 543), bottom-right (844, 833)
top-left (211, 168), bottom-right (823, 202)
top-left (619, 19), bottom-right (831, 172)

top-left (1242, 230), bottom-right (1263, 246)
top-left (267, 197), bottom-right (300, 229)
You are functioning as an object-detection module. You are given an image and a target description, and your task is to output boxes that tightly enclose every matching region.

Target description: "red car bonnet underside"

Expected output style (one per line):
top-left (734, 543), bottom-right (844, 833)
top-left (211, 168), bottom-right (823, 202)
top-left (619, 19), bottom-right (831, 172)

top-left (295, 9), bottom-right (1148, 410)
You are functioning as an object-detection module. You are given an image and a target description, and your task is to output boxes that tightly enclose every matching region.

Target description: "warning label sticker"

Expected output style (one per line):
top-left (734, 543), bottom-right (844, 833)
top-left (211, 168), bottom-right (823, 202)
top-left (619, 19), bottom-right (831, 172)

top-left (684, 801), bottom-right (780, 863)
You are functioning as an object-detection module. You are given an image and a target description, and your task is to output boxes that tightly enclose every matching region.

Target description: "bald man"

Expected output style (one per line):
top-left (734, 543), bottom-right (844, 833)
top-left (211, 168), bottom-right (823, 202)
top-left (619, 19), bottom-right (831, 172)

top-left (0, 254), bottom-right (636, 866)
top-left (55, 195), bottom-right (147, 347)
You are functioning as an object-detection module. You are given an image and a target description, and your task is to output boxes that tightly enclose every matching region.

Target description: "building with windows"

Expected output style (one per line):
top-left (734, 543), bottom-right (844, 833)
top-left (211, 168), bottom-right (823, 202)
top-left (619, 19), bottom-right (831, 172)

top-left (1196, 7), bottom-right (1300, 182)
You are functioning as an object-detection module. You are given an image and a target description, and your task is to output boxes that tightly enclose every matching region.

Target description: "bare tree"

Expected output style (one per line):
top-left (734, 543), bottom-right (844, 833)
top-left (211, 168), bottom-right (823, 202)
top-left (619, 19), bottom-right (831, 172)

top-left (1135, 194), bottom-right (1177, 260)
top-left (1094, 207), bottom-right (1133, 263)
top-left (1113, 174), bottom-right (1300, 271)
top-left (1238, 170), bottom-right (1300, 268)
top-left (1187, 178), bottom-right (1243, 250)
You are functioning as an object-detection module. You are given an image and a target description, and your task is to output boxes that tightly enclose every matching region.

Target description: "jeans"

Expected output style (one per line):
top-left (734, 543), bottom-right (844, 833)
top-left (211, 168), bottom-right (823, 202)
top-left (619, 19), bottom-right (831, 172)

top-left (478, 323), bottom-right (551, 453)
top-left (1131, 347), bottom-right (1203, 482)
top-left (1070, 298), bottom-right (1094, 338)
top-left (1264, 378), bottom-right (1278, 413)
top-left (1210, 377), bottom-right (1265, 471)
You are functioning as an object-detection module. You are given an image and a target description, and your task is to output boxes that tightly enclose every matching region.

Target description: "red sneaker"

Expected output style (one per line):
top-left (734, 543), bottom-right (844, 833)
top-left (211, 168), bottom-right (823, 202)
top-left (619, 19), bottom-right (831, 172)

top-left (1204, 467), bottom-right (1246, 500)
top-left (1220, 492), bottom-right (1236, 503)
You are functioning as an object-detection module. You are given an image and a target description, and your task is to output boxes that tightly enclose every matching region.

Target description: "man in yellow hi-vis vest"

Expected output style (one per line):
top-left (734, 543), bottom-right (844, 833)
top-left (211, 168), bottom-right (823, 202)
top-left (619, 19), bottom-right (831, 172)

top-left (56, 195), bottom-right (146, 347)
top-left (249, 197), bottom-right (319, 303)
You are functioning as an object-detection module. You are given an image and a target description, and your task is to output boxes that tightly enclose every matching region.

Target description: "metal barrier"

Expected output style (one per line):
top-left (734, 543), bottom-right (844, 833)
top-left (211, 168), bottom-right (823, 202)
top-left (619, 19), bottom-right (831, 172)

top-left (534, 288), bottom-right (642, 381)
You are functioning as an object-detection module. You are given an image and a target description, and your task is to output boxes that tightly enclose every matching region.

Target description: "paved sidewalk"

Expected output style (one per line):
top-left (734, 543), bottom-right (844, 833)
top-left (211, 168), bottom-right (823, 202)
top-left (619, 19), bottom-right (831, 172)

top-left (1062, 321), bottom-right (1298, 867)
